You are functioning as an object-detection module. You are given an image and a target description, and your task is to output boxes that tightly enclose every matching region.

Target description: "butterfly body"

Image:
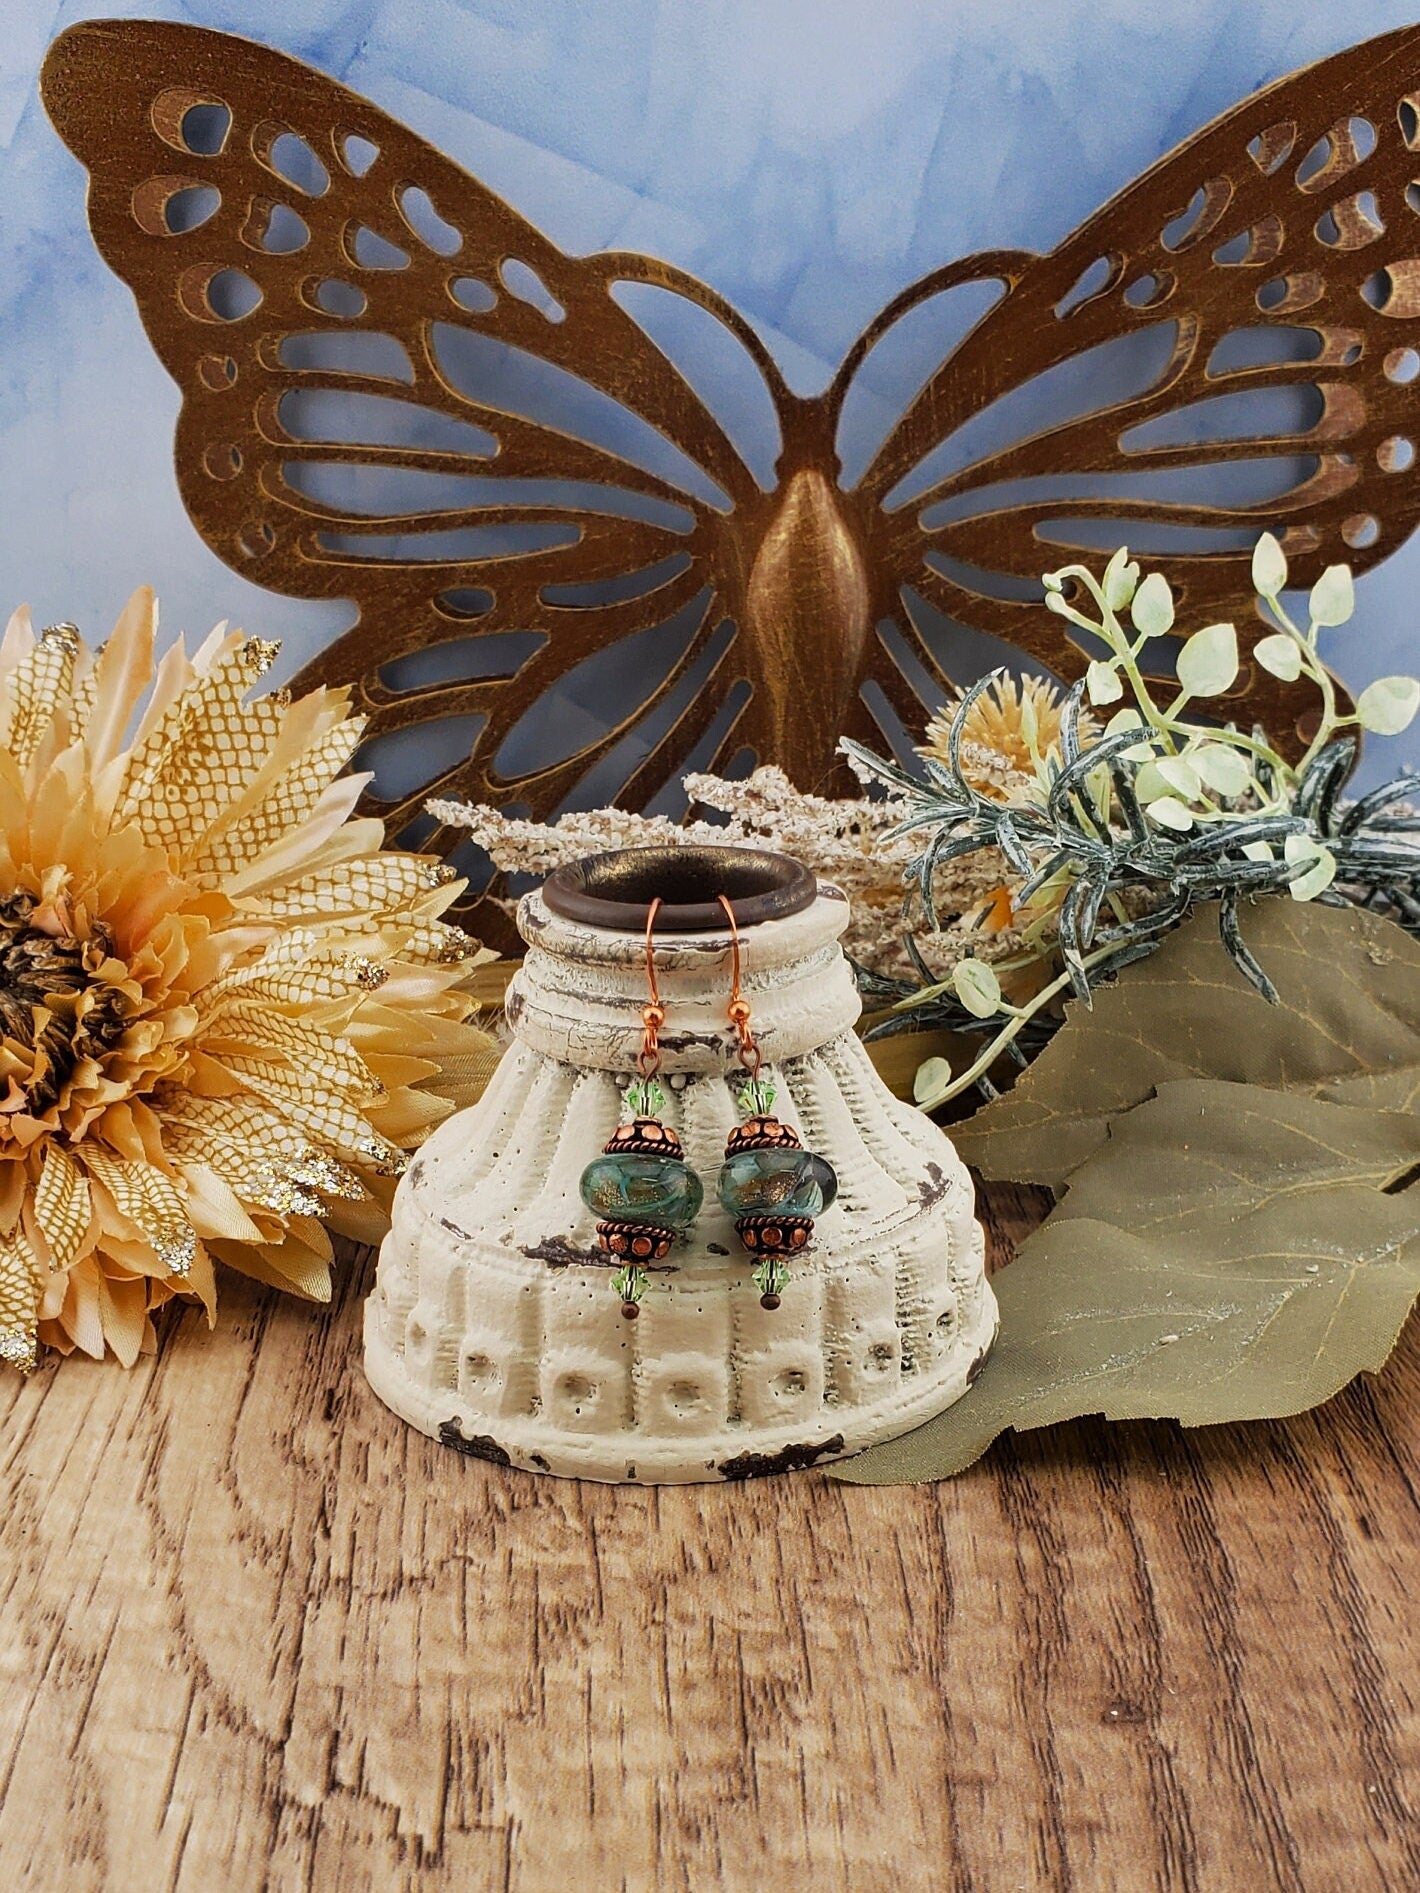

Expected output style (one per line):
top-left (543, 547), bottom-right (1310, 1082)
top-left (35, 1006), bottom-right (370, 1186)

top-left (742, 466), bottom-right (873, 768)
top-left (39, 18), bottom-right (1420, 937)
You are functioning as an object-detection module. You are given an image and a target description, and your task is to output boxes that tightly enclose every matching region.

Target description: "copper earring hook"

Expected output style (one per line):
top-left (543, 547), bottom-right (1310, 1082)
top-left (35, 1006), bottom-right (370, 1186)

top-left (717, 894), bottom-right (761, 1078)
top-left (638, 895), bottom-right (665, 1079)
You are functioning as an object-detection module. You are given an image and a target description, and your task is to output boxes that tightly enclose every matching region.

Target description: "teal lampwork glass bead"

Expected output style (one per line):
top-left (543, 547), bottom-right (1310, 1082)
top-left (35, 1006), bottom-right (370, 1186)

top-left (717, 1090), bottom-right (839, 1307)
top-left (716, 1147), bottom-right (838, 1218)
top-left (579, 1153), bottom-right (703, 1228)
top-left (582, 1080), bottom-right (704, 1319)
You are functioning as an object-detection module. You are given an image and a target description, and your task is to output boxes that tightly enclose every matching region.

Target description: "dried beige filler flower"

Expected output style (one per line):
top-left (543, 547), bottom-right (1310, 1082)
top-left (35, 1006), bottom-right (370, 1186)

top-left (431, 762), bottom-right (1016, 984)
top-left (0, 591), bottom-right (498, 1371)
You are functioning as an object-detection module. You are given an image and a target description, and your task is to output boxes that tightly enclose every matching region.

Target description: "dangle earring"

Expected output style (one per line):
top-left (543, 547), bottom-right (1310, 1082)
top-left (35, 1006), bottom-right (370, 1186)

top-left (578, 896), bottom-right (704, 1319)
top-left (714, 895), bottom-right (838, 1309)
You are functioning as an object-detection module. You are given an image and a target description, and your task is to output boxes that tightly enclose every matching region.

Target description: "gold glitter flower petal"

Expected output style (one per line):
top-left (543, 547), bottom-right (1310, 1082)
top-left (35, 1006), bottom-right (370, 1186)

top-left (200, 1055), bottom-right (394, 1166)
top-left (287, 1149), bottom-right (364, 1200)
top-left (186, 717), bottom-right (366, 887)
top-left (204, 1001), bottom-right (375, 1094)
top-left (33, 1142), bottom-right (91, 1273)
top-left (0, 590), bottom-right (494, 1368)
top-left (1, 627), bottom-right (77, 769)
top-left (117, 655), bottom-right (291, 861)
top-left (256, 855), bottom-right (466, 923)
top-left (81, 1147), bottom-right (195, 1277)
top-left (158, 1089), bottom-right (311, 1153)
top-left (396, 921), bottom-right (483, 965)
top-left (0, 1226), bottom-right (41, 1371)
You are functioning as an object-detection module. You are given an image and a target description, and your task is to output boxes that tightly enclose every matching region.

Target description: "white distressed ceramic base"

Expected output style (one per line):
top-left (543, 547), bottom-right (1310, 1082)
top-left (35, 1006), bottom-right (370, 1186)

top-left (365, 882), bottom-right (997, 1483)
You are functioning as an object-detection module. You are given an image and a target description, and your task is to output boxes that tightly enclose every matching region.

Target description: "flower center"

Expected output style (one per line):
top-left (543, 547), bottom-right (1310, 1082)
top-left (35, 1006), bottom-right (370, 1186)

top-left (0, 893), bottom-right (129, 1112)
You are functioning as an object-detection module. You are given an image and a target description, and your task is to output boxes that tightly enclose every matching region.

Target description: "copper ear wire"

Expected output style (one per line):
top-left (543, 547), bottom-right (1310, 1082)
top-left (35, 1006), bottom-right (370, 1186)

top-left (717, 894), bottom-right (761, 1079)
top-left (638, 896), bottom-right (666, 1079)
top-left (642, 894), bottom-right (760, 1080)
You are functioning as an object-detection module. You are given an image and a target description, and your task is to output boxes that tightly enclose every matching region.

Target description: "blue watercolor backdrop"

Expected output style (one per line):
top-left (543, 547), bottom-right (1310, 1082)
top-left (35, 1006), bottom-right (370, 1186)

top-left (0, 0), bottom-right (1416, 787)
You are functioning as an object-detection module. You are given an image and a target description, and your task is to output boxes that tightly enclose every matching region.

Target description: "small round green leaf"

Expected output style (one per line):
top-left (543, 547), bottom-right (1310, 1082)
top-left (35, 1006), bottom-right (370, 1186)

top-left (1133, 760), bottom-right (1171, 804)
top-left (1086, 659), bottom-right (1124, 705)
top-left (913, 1055), bottom-right (954, 1106)
top-left (1130, 571), bottom-right (1175, 637)
top-left (1155, 754), bottom-right (1202, 800)
top-left (1103, 548), bottom-right (1141, 611)
top-left (1176, 621), bottom-right (1238, 698)
top-left (1252, 531), bottom-right (1288, 595)
top-left (1241, 839), bottom-right (1274, 862)
top-left (1103, 707), bottom-right (1154, 761)
top-left (1145, 795), bottom-right (1194, 831)
top-left (1191, 743), bottom-right (1254, 797)
top-left (1284, 838), bottom-right (1337, 901)
top-left (1355, 675), bottom-right (1420, 736)
top-left (1308, 563), bottom-right (1354, 628)
top-left (1253, 632), bottom-right (1303, 682)
top-left (952, 958), bottom-right (1003, 1019)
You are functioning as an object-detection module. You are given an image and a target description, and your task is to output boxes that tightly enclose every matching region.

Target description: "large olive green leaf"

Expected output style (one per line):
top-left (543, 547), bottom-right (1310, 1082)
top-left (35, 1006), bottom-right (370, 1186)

top-left (1315, 1066), bottom-right (1420, 1112)
top-left (954, 902), bottom-right (1420, 1190)
top-left (832, 1080), bottom-right (1420, 1484)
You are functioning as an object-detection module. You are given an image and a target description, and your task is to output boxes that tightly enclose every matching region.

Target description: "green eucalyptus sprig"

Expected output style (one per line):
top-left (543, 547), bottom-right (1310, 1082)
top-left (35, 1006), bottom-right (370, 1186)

top-left (1046, 538), bottom-right (1419, 873)
top-left (842, 536), bottom-right (1420, 1108)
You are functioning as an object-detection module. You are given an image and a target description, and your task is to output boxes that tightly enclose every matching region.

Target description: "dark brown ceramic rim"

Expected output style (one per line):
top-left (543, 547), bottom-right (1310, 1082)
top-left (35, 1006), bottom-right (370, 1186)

top-left (543, 846), bottom-right (816, 933)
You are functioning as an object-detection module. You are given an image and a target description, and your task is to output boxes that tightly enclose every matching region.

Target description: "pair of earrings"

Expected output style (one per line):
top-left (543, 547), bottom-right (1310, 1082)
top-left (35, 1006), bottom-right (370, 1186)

top-left (578, 895), bottom-right (838, 1319)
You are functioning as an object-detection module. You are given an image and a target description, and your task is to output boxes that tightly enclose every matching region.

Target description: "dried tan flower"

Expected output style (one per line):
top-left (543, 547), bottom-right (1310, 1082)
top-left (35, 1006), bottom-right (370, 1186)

top-left (0, 593), bottom-right (498, 1371)
top-left (920, 674), bottom-right (1086, 800)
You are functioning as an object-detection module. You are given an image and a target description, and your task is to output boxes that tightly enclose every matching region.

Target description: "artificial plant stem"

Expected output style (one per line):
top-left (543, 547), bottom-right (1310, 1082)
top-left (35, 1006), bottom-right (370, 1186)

top-left (1077, 573), bottom-right (1171, 738)
top-left (918, 944), bottom-right (1120, 1106)
top-left (1054, 563), bottom-right (1176, 744)
top-left (1181, 724), bottom-right (1284, 766)
top-left (1119, 640), bottom-right (1173, 738)
top-left (1264, 593), bottom-right (1339, 774)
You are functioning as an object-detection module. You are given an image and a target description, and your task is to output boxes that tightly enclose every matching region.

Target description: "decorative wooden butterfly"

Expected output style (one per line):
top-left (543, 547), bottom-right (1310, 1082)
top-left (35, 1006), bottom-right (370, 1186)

top-left (40, 18), bottom-right (1420, 937)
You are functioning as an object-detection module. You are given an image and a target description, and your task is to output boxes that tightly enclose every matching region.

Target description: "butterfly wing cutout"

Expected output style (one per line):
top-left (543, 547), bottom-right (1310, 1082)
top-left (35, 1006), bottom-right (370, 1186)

top-left (40, 18), bottom-right (814, 912)
top-left (42, 16), bottom-right (1420, 914)
top-left (833, 25), bottom-right (1420, 746)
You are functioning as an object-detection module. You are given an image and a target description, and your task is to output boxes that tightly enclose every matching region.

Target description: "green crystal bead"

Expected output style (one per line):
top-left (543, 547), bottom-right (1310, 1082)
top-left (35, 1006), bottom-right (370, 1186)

top-left (579, 1153), bottom-right (703, 1227)
top-left (716, 1147), bottom-right (838, 1218)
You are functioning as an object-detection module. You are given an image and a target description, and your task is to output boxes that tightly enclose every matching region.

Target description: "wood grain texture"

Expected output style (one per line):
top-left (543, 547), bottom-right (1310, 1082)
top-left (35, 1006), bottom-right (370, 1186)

top-left (0, 1181), bottom-right (1415, 1893)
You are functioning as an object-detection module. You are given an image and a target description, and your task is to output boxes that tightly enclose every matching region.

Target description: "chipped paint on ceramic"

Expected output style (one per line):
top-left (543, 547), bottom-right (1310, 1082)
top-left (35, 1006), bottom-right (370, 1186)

top-left (365, 881), bottom-right (996, 1483)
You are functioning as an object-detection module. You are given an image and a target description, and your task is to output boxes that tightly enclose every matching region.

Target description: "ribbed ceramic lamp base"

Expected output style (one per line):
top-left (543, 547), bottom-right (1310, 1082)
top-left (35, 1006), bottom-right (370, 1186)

top-left (365, 1292), bottom-right (998, 1484)
top-left (364, 876), bottom-right (996, 1483)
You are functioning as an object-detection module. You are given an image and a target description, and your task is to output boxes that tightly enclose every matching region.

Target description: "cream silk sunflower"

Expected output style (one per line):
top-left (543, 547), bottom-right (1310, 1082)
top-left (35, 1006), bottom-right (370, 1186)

top-left (0, 590), bottom-right (498, 1371)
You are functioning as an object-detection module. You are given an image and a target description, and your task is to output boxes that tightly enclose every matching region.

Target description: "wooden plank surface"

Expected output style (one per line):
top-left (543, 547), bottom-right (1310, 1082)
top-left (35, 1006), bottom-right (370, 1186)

top-left (0, 1181), bottom-right (1415, 1893)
